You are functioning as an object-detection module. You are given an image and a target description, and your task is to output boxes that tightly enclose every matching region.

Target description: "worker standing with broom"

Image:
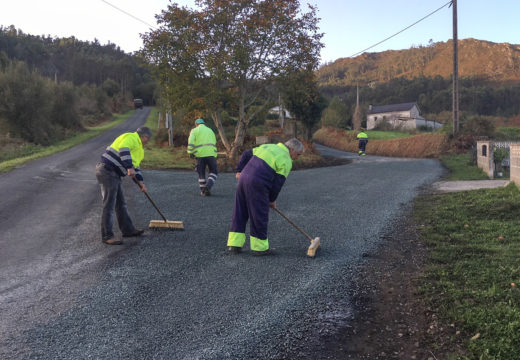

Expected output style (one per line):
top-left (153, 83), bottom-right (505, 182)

top-left (187, 118), bottom-right (218, 196)
top-left (95, 127), bottom-right (152, 245)
top-left (227, 138), bottom-right (304, 255)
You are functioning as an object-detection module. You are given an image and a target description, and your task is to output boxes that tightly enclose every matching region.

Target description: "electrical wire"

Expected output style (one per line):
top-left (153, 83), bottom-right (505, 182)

top-left (349, 0), bottom-right (453, 58)
top-left (100, 0), bottom-right (157, 30)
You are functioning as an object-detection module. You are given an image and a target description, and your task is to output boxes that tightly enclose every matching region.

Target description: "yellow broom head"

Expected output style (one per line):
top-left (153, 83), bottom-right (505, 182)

top-left (307, 237), bottom-right (320, 258)
top-left (149, 220), bottom-right (184, 230)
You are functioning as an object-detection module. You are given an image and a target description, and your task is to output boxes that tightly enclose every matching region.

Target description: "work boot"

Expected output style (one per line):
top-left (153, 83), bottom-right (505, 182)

top-left (361, 152), bottom-right (366, 156)
top-left (252, 249), bottom-right (274, 256)
top-left (227, 246), bottom-right (242, 254)
top-left (204, 186), bottom-right (211, 196)
top-left (123, 229), bottom-right (145, 237)
top-left (102, 237), bottom-right (123, 245)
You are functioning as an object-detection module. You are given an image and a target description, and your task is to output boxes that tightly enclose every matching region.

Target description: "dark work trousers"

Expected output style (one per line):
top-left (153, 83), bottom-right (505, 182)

top-left (230, 164), bottom-right (271, 241)
top-left (196, 156), bottom-right (218, 191)
top-left (358, 139), bottom-right (368, 154)
top-left (95, 163), bottom-right (136, 241)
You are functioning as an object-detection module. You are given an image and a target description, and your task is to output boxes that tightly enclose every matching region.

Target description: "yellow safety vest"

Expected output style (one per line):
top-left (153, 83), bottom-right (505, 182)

top-left (187, 124), bottom-right (217, 158)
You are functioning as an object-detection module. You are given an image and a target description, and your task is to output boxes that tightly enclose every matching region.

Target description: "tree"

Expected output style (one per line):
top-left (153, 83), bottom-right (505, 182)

top-left (281, 69), bottom-right (327, 139)
top-left (102, 78), bottom-right (120, 97)
top-left (141, 0), bottom-right (323, 159)
top-left (321, 96), bottom-right (350, 129)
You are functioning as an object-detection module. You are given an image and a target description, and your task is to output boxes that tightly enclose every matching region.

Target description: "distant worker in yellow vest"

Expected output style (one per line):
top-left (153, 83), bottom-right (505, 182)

top-left (187, 118), bottom-right (218, 196)
top-left (96, 127), bottom-right (152, 245)
top-left (357, 129), bottom-right (368, 156)
top-left (227, 138), bottom-right (304, 256)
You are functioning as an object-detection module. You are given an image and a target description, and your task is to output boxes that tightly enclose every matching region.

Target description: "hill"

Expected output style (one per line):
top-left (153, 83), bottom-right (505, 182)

top-left (318, 38), bottom-right (520, 86)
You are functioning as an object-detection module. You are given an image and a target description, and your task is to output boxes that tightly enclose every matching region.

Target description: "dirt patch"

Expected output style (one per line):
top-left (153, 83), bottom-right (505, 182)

top-left (289, 207), bottom-right (458, 360)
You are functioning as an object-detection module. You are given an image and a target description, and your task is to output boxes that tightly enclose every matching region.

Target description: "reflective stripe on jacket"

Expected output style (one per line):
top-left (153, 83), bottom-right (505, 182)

top-left (187, 124), bottom-right (217, 158)
top-left (101, 132), bottom-right (144, 181)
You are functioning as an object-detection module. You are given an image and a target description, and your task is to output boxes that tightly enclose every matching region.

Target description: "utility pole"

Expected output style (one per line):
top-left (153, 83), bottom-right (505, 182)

top-left (452, 0), bottom-right (459, 134)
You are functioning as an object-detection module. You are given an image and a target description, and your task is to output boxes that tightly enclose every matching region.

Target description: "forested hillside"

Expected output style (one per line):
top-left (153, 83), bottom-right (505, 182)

top-left (317, 39), bottom-right (520, 128)
top-left (0, 26), bottom-right (156, 146)
top-left (318, 38), bottom-right (520, 86)
top-left (0, 25), bottom-right (155, 103)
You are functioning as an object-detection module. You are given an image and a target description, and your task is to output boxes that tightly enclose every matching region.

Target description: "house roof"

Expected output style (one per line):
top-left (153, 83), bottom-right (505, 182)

top-left (368, 102), bottom-right (417, 114)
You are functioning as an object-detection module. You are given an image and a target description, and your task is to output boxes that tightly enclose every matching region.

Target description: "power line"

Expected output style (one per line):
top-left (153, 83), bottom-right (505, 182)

top-left (100, 0), bottom-right (157, 30)
top-left (349, 1), bottom-right (453, 58)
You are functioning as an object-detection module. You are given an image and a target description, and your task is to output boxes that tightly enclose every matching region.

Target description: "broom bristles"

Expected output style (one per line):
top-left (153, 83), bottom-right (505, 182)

top-left (306, 237), bottom-right (320, 258)
top-left (148, 220), bottom-right (184, 230)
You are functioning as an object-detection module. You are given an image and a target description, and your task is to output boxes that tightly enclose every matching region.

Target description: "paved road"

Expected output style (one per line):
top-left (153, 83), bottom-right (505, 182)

top-left (0, 108), bottom-right (150, 356)
top-left (0, 122), bottom-right (444, 359)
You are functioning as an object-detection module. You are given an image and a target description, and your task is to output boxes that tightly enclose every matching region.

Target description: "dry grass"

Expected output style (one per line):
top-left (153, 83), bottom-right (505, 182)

top-left (313, 127), bottom-right (449, 158)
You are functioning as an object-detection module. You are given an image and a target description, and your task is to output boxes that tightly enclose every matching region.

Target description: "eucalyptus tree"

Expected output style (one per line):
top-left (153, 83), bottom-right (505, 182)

top-left (141, 0), bottom-right (323, 159)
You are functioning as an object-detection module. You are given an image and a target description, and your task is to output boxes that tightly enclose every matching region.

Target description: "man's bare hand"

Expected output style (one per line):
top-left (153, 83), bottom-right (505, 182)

top-left (269, 201), bottom-right (276, 209)
top-left (127, 168), bottom-right (136, 178)
top-left (138, 182), bottom-right (147, 193)
top-left (235, 172), bottom-right (241, 180)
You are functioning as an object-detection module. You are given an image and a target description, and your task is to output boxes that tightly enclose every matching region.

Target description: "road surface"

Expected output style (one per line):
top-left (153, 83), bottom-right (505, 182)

top-left (0, 117), bottom-right (444, 359)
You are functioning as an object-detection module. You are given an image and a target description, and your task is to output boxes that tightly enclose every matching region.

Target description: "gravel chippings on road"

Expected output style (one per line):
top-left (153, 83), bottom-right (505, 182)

top-left (5, 152), bottom-right (443, 359)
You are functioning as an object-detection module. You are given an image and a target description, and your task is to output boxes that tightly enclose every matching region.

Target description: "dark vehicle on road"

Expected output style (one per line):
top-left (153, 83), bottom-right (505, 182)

top-left (133, 98), bottom-right (144, 109)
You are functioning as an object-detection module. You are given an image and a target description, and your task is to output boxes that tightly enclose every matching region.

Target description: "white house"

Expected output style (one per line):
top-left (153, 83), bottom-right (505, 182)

top-left (268, 106), bottom-right (292, 119)
top-left (366, 102), bottom-right (442, 130)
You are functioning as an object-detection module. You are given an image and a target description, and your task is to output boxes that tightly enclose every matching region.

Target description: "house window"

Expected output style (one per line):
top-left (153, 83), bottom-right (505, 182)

top-left (482, 145), bottom-right (487, 157)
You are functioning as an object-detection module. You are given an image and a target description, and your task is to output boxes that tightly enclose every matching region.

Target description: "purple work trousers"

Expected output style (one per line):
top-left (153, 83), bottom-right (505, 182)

top-left (230, 158), bottom-right (274, 240)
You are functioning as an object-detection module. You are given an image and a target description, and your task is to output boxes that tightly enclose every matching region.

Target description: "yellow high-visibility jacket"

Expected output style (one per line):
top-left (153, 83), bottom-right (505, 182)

top-left (187, 124), bottom-right (217, 158)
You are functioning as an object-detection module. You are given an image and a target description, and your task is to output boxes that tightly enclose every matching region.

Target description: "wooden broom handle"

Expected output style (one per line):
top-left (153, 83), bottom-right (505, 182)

top-left (132, 178), bottom-right (167, 222)
top-left (272, 207), bottom-right (313, 242)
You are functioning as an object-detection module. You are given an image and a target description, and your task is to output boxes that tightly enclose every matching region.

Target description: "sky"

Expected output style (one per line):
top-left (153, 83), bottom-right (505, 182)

top-left (1, 0), bottom-right (519, 64)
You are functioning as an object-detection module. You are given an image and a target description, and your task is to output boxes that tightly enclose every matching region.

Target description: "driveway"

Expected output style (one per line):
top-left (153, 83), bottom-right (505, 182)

top-left (0, 123), bottom-right (444, 359)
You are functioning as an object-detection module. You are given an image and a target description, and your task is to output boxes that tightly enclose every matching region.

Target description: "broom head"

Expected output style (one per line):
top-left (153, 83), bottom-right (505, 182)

top-left (149, 220), bottom-right (184, 230)
top-left (307, 237), bottom-right (320, 258)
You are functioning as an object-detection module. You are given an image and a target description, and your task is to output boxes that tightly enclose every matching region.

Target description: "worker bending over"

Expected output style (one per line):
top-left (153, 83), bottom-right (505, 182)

top-left (187, 118), bottom-right (218, 196)
top-left (95, 127), bottom-right (152, 245)
top-left (227, 138), bottom-right (304, 255)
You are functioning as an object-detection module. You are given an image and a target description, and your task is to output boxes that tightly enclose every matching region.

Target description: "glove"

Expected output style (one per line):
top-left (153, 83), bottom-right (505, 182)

top-left (189, 153), bottom-right (195, 159)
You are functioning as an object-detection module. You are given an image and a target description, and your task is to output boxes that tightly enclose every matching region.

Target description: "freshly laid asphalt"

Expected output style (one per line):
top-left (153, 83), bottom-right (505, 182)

top-left (0, 113), bottom-right (445, 359)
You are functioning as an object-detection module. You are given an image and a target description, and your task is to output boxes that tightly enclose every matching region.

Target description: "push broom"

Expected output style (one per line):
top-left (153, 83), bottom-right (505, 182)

top-left (272, 207), bottom-right (320, 258)
top-left (133, 178), bottom-right (184, 230)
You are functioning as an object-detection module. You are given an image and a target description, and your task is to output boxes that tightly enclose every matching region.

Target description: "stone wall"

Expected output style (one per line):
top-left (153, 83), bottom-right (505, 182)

top-left (510, 145), bottom-right (520, 186)
top-left (476, 141), bottom-right (494, 179)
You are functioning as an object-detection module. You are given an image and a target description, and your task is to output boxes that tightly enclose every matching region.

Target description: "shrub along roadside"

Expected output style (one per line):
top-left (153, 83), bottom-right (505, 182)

top-left (0, 111), bottom-right (133, 173)
top-left (313, 127), bottom-right (449, 158)
top-left (415, 184), bottom-right (520, 359)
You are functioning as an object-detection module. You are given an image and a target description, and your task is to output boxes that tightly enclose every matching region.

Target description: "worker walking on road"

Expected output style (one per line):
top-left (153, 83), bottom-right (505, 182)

top-left (227, 138), bottom-right (304, 255)
top-left (357, 129), bottom-right (368, 156)
top-left (95, 127), bottom-right (152, 245)
top-left (187, 118), bottom-right (218, 196)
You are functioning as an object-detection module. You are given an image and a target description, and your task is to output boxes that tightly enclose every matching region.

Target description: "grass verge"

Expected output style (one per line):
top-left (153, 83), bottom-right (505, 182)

top-left (0, 111), bottom-right (134, 173)
top-left (140, 107), bottom-right (195, 170)
top-left (415, 184), bottom-right (520, 359)
top-left (439, 152), bottom-right (489, 181)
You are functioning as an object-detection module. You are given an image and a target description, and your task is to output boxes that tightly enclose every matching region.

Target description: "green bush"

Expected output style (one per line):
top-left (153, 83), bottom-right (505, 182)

top-left (461, 114), bottom-right (495, 137)
top-left (52, 81), bottom-right (81, 131)
top-left (321, 96), bottom-right (350, 129)
top-left (0, 62), bottom-right (55, 144)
